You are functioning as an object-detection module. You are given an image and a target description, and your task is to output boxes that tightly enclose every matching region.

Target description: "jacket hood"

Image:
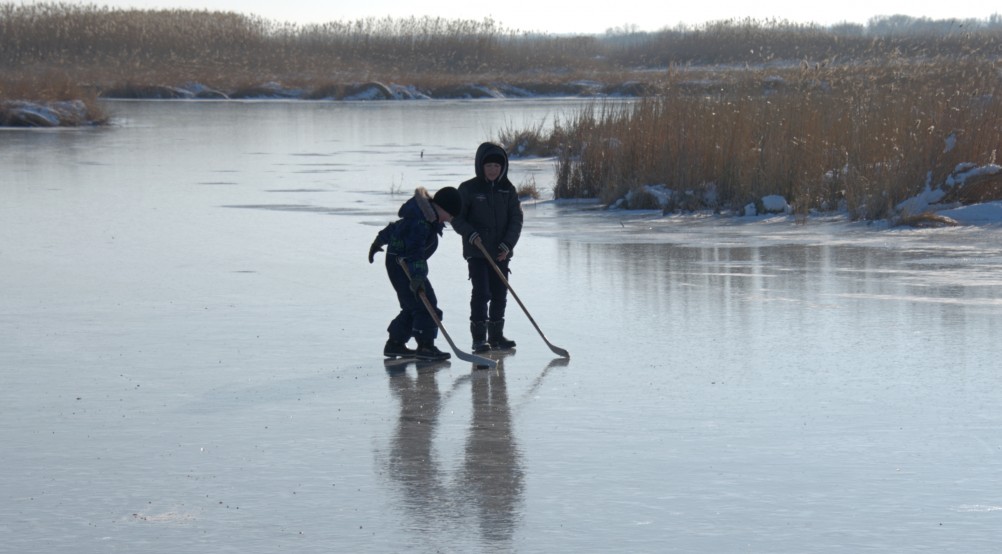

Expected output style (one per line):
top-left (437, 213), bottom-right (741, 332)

top-left (474, 142), bottom-right (509, 182)
top-left (398, 187), bottom-right (438, 222)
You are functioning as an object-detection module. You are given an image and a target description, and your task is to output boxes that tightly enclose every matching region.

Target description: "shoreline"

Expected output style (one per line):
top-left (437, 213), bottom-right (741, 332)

top-left (0, 98), bottom-right (107, 128)
top-left (0, 79), bottom-right (645, 128)
top-left (6, 85), bottom-right (1000, 230)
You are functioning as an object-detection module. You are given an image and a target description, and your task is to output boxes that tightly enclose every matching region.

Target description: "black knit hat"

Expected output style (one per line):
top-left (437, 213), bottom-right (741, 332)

top-left (482, 152), bottom-right (506, 166)
top-left (433, 187), bottom-right (461, 217)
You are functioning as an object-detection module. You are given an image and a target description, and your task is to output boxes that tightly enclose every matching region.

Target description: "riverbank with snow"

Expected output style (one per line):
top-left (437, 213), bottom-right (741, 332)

top-left (606, 162), bottom-right (1002, 229)
top-left (6, 92), bottom-right (1001, 232)
top-left (0, 99), bottom-right (107, 127)
top-left (0, 79), bottom-right (644, 128)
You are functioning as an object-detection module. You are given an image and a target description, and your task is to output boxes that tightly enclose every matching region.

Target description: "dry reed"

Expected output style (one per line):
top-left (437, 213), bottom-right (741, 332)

top-left (5, 4), bottom-right (1000, 101)
top-left (552, 58), bottom-right (1002, 220)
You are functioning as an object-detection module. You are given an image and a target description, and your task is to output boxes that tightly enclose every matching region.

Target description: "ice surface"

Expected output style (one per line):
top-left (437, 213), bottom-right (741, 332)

top-left (2, 100), bottom-right (1001, 553)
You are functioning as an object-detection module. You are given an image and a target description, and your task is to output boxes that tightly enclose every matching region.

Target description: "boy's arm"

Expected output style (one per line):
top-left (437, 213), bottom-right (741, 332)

top-left (501, 194), bottom-right (524, 252)
top-left (450, 185), bottom-right (476, 242)
top-left (400, 220), bottom-right (432, 279)
top-left (368, 222), bottom-right (394, 263)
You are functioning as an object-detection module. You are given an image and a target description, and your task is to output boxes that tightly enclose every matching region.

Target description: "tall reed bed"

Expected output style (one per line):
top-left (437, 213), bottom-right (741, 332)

top-left (0, 3), bottom-right (587, 92)
top-left (552, 59), bottom-right (1002, 220)
top-left (602, 17), bottom-right (1002, 66)
top-left (3, 4), bottom-right (1001, 100)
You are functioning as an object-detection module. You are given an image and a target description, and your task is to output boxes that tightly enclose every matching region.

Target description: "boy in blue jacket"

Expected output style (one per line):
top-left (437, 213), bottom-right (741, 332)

top-left (369, 187), bottom-right (462, 361)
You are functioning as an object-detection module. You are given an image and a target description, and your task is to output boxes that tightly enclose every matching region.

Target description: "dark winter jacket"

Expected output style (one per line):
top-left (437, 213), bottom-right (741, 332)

top-left (451, 142), bottom-right (524, 260)
top-left (373, 187), bottom-right (444, 279)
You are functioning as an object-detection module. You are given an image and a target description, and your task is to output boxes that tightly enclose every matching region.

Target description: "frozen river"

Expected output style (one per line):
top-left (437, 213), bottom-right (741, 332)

top-left (2, 100), bottom-right (1001, 553)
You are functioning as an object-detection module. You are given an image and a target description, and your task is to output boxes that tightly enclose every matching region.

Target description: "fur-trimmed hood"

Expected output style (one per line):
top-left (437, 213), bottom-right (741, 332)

top-left (400, 186), bottom-right (438, 222)
top-left (373, 186), bottom-right (446, 278)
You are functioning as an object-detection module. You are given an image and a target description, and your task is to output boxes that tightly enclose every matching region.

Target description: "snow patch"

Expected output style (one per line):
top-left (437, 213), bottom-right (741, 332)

top-left (761, 194), bottom-right (789, 213)
top-left (946, 163), bottom-right (1001, 188)
top-left (938, 201), bottom-right (1002, 225)
top-left (896, 185), bottom-right (947, 216)
top-left (1, 100), bottom-right (91, 127)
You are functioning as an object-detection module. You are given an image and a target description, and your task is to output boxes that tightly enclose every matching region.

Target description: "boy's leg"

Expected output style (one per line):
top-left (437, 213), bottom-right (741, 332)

top-left (487, 259), bottom-right (510, 321)
top-left (413, 279), bottom-right (449, 361)
top-left (487, 260), bottom-right (515, 349)
top-left (468, 258), bottom-right (491, 321)
top-left (384, 258), bottom-right (416, 357)
top-left (467, 258), bottom-right (492, 351)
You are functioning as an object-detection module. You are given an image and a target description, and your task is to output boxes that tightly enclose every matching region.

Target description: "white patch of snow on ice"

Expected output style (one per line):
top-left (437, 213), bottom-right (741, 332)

top-left (954, 505), bottom-right (1002, 513)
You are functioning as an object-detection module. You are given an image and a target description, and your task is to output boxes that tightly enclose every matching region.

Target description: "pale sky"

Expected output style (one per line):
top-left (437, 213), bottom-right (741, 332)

top-left (48, 0), bottom-right (999, 33)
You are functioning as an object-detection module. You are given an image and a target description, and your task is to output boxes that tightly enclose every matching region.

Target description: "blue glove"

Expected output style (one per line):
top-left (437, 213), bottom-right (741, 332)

top-left (368, 240), bottom-right (383, 264)
top-left (409, 275), bottom-right (426, 297)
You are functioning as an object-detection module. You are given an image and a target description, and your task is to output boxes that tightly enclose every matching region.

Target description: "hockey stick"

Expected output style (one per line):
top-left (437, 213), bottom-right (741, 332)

top-left (398, 259), bottom-right (497, 368)
top-left (475, 241), bottom-right (570, 358)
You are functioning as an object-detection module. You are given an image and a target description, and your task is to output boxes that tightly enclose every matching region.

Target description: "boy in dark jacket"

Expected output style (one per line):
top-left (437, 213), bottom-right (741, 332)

top-left (369, 187), bottom-right (462, 361)
top-left (451, 142), bottom-right (524, 353)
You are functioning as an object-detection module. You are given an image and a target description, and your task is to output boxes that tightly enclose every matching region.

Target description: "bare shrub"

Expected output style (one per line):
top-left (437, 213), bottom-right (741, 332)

top-left (516, 175), bottom-right (541, 199)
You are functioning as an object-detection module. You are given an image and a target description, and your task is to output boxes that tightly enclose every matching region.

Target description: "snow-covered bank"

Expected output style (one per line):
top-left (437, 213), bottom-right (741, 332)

top-left (94, 79), bottom-right (650, 101)
top-left (0, 79), bottom-right (649, 127)
top-left (0, 99), bottom-right (106, 127)
top-left (6, 90), bottom-right (1000, 235)
top-left (606, 163), bottom-right (1002, 228)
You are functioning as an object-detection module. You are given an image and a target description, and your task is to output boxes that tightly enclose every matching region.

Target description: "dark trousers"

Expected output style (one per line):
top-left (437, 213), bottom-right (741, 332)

top-left (468, 257), bottom-right (509, 322)
top-left (386, 255), bottom-right (441, 342)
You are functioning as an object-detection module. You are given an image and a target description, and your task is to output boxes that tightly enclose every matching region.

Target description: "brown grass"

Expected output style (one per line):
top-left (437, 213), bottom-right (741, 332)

top-left (0, 69), bottom-right (107, 124)
top-left (4, 4), bottom-right (1001, 102)
top-left (550, 58), bottom-right (1002, 220)
top-left (516, 175), bottom-right (542, 200)
top-left (893, 212), bottom-right (960, 228)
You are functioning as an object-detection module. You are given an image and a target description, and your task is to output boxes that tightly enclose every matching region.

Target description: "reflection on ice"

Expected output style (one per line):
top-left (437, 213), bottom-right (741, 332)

top-left (383, 361), bottom-right (523, 549)
top-left (459, 366), bottom-right (523, 543)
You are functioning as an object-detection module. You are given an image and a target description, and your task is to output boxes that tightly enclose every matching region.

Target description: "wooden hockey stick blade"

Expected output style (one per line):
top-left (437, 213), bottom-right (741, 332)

top-left (417, 290), bottom-right (496, 368)
top-left (475, 241), bottom-right (569, 358)
top-left (397, 258), bottom-right (496, 368)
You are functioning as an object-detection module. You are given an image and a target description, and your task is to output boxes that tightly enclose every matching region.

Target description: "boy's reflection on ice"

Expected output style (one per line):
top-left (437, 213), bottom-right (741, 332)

top-left (383, 355), bottom-right (524, 546)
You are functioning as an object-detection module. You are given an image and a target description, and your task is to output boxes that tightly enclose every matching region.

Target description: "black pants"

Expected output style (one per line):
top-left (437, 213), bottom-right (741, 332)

top-left (386, 255), bottom-right (441, 342)
top-left (468, 257), bottom-right (509, 322)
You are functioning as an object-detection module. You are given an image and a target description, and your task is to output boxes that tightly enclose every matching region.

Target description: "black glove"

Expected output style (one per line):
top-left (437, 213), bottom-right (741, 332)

top-left (409, 275), bottom-right (426, 297)
top-left (368, 240), bottom-right (383, 264)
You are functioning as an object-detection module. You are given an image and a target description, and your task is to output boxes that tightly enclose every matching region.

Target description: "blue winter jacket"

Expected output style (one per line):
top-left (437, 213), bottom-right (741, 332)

top-left (374, 187), bottom-right (444, 279)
